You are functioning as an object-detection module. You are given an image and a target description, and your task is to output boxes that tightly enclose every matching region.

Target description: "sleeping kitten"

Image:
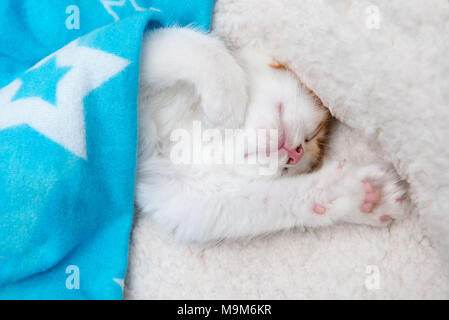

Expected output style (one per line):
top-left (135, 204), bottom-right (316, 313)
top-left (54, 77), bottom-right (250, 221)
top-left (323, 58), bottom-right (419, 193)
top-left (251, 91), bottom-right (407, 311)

top-left (136, 27), bottom-right (405, 242)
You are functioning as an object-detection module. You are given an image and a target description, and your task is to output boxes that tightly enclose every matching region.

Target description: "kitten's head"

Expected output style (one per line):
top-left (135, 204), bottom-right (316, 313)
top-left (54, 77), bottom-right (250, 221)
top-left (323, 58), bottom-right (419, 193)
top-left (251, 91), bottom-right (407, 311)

top-left (232, 48), bottom-right (331, 178)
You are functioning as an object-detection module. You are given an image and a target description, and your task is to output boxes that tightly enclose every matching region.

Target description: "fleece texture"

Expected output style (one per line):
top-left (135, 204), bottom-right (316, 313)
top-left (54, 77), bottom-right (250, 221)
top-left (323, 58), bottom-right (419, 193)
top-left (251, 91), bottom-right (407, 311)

top-left (0, 0), bottom-right (215, 89)
top-left (125, 0), bottom-right (449, 299)
top-left (0, 0), bottom-right (214, 300)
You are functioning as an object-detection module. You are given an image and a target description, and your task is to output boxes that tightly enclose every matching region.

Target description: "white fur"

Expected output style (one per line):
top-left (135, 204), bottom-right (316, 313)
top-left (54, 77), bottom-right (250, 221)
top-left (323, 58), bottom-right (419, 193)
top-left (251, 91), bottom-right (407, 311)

top-left (136, 27), bottom-right (405, 242)
top-left (125, 0), bottom-right (449, 299)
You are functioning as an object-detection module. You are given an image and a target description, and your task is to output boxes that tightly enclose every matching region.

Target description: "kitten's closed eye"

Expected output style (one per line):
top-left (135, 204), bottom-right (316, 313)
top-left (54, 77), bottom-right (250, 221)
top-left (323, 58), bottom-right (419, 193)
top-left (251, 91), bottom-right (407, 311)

top-left (306, 120), bottom-right (327, 143)
top-left (305, 113), bottom-right (332, 169)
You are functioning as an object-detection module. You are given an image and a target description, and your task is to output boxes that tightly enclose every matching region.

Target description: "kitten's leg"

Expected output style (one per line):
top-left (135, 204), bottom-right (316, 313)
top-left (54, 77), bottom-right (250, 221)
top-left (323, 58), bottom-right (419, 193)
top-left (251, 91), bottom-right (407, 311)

top-left (138, 161), bottom-right (406, 242)
top-left (139, 27), bottom-right (248, 129)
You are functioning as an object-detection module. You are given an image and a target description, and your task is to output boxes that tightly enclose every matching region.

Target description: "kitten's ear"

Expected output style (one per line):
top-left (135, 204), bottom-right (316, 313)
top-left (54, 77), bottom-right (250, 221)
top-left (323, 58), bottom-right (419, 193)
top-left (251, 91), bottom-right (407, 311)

top-left (269, 60), bottom-right (287, 70)
top-left (269, 60), bottom-right (329, 113)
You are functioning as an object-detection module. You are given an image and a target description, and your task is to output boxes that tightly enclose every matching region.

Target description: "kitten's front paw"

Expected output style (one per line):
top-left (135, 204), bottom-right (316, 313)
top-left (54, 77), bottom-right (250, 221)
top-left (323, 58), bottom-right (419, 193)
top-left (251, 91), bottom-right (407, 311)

top-left (316, 161), bottom-right (407, 227)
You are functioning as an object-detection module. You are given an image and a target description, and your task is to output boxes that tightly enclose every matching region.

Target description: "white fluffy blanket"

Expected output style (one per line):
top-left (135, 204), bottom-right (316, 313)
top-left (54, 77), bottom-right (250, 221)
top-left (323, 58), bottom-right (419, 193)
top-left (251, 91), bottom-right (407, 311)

top-left (125, 0), bottom-right (449, 299)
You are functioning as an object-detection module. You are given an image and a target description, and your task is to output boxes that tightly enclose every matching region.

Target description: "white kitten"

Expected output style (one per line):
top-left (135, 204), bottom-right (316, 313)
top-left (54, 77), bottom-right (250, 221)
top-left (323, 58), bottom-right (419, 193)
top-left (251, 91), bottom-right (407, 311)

top-left (136, 27), bottom-right (405, 242)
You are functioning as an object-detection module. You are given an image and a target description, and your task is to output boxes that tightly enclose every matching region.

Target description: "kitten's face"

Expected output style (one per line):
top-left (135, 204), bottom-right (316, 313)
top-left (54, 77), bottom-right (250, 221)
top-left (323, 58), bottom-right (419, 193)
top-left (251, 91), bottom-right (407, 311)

top-left (233, 49), bottom-right (330, 177)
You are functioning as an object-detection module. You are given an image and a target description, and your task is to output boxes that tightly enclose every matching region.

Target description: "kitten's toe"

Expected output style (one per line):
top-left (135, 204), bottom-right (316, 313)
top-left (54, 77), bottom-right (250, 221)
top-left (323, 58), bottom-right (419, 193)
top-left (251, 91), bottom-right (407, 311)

top-left (362, 172), bottom-right (408, 226)
top-left (313, 203), bottom-right (327, 215)
top-left (361, 181), bottom-right (380, 213)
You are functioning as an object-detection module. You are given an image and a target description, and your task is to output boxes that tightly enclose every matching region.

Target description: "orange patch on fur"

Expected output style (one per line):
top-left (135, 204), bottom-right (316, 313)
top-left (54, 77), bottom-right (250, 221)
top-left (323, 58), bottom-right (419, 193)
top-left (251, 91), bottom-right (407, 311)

top-left (305, 116), bottom-right (332, 169)
top-left (269, 61), bottom-right (288, 70)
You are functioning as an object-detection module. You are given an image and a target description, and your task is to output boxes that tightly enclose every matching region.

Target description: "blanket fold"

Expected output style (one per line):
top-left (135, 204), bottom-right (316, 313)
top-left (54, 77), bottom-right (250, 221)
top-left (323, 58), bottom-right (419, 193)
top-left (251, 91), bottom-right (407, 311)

top-left (0, 0), bottom-right (214, 299)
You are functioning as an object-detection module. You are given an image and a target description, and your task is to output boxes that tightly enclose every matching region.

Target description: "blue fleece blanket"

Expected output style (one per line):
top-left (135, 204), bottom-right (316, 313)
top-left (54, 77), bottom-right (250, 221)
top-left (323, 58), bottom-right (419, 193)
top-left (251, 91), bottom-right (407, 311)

top-left (0, 0), bottom-right (214, 299)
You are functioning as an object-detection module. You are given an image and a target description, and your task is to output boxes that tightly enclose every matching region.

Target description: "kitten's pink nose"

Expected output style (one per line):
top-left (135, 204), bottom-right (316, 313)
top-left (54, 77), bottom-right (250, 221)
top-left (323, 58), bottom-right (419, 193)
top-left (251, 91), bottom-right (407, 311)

top-left (284, 144), bottom-right (304, 165)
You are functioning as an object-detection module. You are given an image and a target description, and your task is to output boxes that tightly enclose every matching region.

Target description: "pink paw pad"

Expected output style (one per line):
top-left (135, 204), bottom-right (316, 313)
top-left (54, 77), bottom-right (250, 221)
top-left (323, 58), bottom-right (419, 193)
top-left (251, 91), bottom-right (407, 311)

top-left (313, 204), bottom-right (326, 215)
top-left (380, 215), bottom-right (391, 222)
top-left (361, 182), bottom-right (380, 213)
